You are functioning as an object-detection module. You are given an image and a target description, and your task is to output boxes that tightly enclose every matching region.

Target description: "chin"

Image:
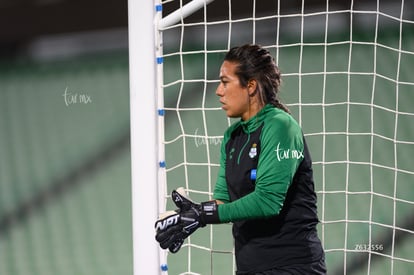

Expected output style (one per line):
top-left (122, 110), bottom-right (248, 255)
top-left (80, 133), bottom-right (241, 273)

top-left (226, 112), bottom-right (239, 118)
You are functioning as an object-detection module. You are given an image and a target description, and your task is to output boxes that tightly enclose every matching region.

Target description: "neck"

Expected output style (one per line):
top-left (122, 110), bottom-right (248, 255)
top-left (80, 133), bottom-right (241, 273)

top-left (242, 98), bottom-right (264, 121)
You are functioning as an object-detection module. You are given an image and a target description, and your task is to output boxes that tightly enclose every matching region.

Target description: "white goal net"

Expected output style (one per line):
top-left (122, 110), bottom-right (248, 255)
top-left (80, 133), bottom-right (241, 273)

top-left (132, 0), bottom-right (414, 274)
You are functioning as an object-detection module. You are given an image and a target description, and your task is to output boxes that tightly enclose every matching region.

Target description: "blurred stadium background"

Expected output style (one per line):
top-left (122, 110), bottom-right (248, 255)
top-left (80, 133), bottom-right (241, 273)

top-left (0, 0), bottom-right (413, 274)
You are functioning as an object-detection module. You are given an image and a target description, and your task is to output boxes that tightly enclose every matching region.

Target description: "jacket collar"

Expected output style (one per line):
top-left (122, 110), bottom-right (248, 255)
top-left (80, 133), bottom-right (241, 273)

top-left (240, 104), bottom-right (273, 133)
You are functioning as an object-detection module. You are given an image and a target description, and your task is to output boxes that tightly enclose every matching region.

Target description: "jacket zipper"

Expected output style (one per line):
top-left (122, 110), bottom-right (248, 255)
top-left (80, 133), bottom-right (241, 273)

top-left (237, 131), bottom-right (250, 165)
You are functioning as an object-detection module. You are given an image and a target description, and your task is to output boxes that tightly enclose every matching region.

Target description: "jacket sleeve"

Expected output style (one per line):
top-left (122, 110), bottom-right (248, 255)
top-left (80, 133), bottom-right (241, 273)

top-left (217, 113), bottom-right (304, 223)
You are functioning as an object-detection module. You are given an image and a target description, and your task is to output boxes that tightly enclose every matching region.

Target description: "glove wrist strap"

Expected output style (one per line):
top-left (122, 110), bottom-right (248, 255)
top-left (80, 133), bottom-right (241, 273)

top-left (200, 200), bottom-right (220, 225)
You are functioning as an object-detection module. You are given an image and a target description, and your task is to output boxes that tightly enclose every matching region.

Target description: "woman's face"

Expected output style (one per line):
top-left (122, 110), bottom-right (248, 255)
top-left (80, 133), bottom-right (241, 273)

top-left (216, 61), bottom-right (251, 120)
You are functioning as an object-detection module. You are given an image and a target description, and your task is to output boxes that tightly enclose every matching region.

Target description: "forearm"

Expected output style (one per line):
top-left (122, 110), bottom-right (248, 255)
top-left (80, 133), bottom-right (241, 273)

top-left (217, 183), bottom-right (287, 223)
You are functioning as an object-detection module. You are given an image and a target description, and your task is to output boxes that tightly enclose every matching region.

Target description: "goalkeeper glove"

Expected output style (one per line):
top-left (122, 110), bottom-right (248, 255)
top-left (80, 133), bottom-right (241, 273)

top-left (155, 188), bottom-right (219, 253)
top-left (154, 210), bottom-right (185, 253)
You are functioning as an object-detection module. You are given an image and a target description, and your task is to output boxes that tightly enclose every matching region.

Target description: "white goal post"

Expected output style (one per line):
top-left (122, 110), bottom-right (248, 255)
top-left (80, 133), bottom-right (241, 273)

top-left (129, 1), bottom-right (216, 274)
top-left (128, 0), bottom-right (159, 274)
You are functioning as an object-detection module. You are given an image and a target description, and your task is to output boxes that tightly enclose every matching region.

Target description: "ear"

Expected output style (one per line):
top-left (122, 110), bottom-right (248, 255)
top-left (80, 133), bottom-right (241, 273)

top-left (247, 79), bottom-right (257, 96)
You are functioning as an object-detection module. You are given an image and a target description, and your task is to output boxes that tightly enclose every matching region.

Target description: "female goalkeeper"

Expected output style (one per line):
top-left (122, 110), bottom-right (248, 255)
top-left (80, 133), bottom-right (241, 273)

top-left (155, 44), bottom-right (326, 274)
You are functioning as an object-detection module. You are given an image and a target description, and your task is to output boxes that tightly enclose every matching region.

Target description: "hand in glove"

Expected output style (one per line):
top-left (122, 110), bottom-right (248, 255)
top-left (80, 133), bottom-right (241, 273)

top-left (155, 188), bottom-right (219, 253)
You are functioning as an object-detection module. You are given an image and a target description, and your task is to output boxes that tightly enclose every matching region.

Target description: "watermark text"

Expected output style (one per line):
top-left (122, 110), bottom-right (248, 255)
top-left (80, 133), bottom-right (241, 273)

top-left (63, 86), bottom-right (92, 106)
top-left (194, 128), bottom-right (222, 148)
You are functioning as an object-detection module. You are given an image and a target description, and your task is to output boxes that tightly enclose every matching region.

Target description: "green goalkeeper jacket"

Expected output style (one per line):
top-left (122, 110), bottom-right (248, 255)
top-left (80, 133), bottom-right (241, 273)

top-left (213, 104), bottom-right (324, 273)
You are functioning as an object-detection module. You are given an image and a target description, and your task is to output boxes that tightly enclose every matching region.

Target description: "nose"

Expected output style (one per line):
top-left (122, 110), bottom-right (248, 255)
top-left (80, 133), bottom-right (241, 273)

top-left (216, 83), bottom-right (223, 96)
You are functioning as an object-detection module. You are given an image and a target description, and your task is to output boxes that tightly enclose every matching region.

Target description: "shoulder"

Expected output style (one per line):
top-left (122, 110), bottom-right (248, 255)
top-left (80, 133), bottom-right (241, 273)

top-left (262, 108), bottom-right (302, 138)
top-left (259, 108), bottom-right (305, 164)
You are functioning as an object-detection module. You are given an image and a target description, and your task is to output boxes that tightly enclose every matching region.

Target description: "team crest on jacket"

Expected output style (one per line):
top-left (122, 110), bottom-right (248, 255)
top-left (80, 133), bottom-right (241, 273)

top-left (249, 143), bottom-right (257, 158)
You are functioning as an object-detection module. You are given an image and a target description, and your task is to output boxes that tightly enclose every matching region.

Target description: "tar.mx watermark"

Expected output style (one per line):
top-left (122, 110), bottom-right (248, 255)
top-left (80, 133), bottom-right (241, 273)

top-left (63, 86), bottom-right (92, 106)
top-left (193, 128), bottom-right (222, 148)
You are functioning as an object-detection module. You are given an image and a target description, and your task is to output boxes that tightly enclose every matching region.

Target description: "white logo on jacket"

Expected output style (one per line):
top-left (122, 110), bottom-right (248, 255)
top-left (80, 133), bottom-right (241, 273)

top-left (249, 143), bottom-right (258, 158)
top-left (275, 142), bottom-right (304, 161)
